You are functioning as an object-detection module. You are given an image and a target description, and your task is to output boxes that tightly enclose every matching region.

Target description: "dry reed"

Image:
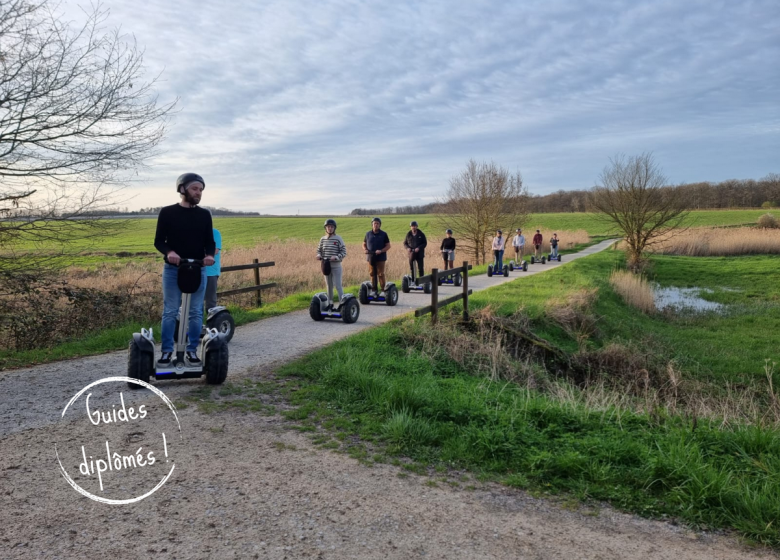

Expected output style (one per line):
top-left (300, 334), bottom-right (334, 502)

top-left (653, 226), bottom-right (780, 256)
top-left (609, 270), bottom-right (655, 313)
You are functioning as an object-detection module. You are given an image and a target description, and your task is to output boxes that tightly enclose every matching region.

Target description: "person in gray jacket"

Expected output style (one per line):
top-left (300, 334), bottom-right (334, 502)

top-left (316, 218), bottom-right (348, 309)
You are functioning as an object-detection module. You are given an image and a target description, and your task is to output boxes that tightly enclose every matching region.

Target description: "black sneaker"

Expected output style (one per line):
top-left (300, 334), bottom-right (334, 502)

top-left (158, 352), bottom-right (172, 366)
top-left (186, 351), bottom-right (201, 364)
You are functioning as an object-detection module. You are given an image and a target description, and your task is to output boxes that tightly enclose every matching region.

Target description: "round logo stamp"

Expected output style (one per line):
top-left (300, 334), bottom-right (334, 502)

top-left (54, 377), bottom-right (182, 504)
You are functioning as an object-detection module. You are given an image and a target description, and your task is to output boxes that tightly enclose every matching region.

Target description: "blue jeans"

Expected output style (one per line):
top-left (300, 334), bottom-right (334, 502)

top-left (551, 246), bottom-right (558, 258)
top-left (493, 249), bottom-right (504, 270)
top-left (162, 264), bottom-right (206, 353)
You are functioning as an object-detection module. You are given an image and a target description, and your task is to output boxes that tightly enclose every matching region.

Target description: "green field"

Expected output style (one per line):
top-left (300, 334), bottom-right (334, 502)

top-left (9, 209), bottom-right (770, 254)
top-left (266, 249), bottom-right (780, 546)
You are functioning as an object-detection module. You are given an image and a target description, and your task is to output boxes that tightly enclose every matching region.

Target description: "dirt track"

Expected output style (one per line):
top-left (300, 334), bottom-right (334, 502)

top-left (1, 240), bottom-right (776, 559)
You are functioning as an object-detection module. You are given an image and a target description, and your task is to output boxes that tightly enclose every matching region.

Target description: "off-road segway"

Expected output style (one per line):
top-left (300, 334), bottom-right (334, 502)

top-left (486, 253), bottom-right (509, 278)
top-left (438, 250), bottom-right (462, 286)
top-left (529, 253), bottom-right (547, 265)
top-left (128, 259), bottom-right (228, 389)
top-left (310, 292), bottom-right (360, 322)
top-left (359, 254), bottom-right (398, 306)
top-left (402, 255), bottom-right (432, 294)
top-left (547, 252), bottom-right (562, 262)
top-left (508, 256), bottom-right (528, 272)
top-left (174, 305), bottom-right (235, 343)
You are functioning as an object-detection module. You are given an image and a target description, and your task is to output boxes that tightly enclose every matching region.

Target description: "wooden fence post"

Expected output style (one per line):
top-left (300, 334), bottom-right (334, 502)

top-left (430, 268), bottom-right (439, 325)
top-left (253, 258), bottom-right (261, 307)
top-left (462, 261), bottom-right (469, 322)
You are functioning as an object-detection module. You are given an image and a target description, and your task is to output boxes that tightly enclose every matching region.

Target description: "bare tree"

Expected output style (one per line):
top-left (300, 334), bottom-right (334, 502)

top-left (436, 159), bottom-right (528, 264)
top-left (589, 153), bottom-right (689, 270)
top-left (0, 0), bottom-right (175, 275)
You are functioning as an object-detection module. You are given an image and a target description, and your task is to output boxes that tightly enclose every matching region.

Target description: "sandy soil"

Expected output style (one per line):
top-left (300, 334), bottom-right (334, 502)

top-left (1, 384), bottom-right (775, 560)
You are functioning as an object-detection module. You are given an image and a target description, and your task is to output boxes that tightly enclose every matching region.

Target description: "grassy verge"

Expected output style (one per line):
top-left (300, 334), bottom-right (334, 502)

top-left (273, 248), bottom-right (780, 547)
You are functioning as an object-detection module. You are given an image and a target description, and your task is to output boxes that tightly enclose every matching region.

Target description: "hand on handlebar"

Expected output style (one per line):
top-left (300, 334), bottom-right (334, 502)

top-left (203, 255), bottom-right (215, 266)
top-left (375, 250), bottom-right (382, 255)
top-left (167, 251), bottom-right (181, 265)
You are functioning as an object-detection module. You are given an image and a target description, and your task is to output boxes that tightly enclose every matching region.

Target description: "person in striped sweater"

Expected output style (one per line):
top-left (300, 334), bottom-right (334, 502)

top-left (316, 219), bottom-right (348, 309)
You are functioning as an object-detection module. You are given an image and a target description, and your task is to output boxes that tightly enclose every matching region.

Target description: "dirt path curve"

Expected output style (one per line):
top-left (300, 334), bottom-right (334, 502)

top-left (2, 240), bottom-right (776, 559)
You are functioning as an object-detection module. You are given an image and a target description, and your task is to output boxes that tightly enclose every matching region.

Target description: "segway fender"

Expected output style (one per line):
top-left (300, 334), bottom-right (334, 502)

top-left (206, 305), bottom-right (228, 321)
top-left (132, 332), bottom-right (155, 357)
top-left (202, 329), bottom-right (228, 361)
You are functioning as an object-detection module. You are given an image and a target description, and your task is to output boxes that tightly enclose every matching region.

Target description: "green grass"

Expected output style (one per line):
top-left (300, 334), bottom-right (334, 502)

top-left (7, 209), bottom-right (770, 252)
top-left (274, 248), bottom-right (780, 546)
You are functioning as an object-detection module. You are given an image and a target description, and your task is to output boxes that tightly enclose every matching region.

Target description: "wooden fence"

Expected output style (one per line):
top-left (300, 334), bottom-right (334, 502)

top-left (217, 259), bottom-right (276, 307)
top-left (414, 261), bottom-right (473, 324)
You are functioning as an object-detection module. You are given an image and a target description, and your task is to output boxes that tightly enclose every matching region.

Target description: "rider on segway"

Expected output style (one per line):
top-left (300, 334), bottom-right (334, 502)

top-left (404, 220), bottom-right (428, 281)
top-left (154, 173), bottom-right (216, 366)
top-left (316, 219), bottom-right (348, 309)
top-left (362, 217), bottom-right (391, 297)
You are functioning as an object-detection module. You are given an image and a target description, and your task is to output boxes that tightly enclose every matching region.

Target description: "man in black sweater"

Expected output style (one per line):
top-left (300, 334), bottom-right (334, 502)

top-left (154, 173), bottom-right (216, 366)
top-left (404, 220), bottom-right (428, 278)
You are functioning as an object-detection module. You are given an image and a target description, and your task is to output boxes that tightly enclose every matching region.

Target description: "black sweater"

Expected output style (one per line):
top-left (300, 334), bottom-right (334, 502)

top-left (440, 238), bottom-right (456, 251)
top-left (154, 204), bottom-right (215, 261)
top-left (404, 230), bottom-right (428, 255)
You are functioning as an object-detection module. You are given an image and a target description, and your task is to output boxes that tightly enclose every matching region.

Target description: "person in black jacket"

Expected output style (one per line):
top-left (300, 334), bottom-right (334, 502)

top-left (404, 220), bottom-right (428, 278)
top-left (154, 173), bottom-right (216, 366)
top-left (440, 229), bottom-right (456, 270)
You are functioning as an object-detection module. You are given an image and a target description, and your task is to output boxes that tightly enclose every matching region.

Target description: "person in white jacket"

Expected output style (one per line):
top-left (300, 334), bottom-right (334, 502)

top-left (512, 228), bottom-right (525, 261)
top-left (491, 229), bottom-right (506, 271)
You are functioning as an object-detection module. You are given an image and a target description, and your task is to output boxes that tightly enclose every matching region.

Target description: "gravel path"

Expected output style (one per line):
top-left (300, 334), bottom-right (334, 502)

top-left (3, 239), bottom-right (775, 559)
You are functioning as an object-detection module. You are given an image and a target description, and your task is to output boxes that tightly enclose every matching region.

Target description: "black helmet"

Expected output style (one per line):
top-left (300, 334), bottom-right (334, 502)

top-left (324, 218), bottom-right (337, 230)
top-left (176, 172), bottom-right (205, 193)
top-left (446, 229), bottom-right (452, 234)
top-left (497, 229), bottom-right (502, 234)
top-left (372, 217), bottom-right (382, 225)
top-left (410, 220), bottom-right (418, 227)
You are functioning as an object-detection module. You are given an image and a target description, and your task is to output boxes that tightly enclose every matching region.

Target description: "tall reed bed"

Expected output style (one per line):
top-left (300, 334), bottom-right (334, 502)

top-left (654, 226), bottom-right (780, 256)
top-left (608, 270), bottom-right (655, 313)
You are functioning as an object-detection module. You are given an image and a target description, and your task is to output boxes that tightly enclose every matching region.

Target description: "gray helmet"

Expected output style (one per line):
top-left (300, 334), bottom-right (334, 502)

top-left (324, 218), bottom-right (337, 230)
top-left (372, 217), bottom-right (382, 225)
top-left (446, 229), bottom-right (453, 234)
top-left (176, 172), bottom-right (205, 194)
top-left (410, 220), bottom-right (418, 227)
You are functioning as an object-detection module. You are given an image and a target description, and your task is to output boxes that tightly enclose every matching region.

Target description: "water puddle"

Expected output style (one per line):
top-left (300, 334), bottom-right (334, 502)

top-left (653, 284), bottom-right (726, 313)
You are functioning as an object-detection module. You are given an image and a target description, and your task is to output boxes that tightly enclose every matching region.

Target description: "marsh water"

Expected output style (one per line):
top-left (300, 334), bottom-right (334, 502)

top-left (653, 284), bottom-right (726, 312)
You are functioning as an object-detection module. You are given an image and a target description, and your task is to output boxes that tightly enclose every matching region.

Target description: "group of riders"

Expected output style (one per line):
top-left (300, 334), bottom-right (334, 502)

top-left (154, 172), bottom-right (562, 365)
top-left (317, 218), bottom-right (561, 309)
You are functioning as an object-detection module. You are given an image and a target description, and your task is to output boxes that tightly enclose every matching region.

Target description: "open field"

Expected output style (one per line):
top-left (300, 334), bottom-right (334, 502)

top-left (276, 248), bottom-right (780, 546)
top-left (5, 209), bottom-right (771, 255)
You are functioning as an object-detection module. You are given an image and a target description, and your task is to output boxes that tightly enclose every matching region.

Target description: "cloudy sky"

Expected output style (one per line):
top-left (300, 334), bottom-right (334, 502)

top-left (66, 0), bottom-right (779, 214)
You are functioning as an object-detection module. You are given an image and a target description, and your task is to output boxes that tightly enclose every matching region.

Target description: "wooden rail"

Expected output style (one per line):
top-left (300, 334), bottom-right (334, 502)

top-left (415, 261), bottom-right (472, 324)
top-left (216, 259), bottom-right (276, 307)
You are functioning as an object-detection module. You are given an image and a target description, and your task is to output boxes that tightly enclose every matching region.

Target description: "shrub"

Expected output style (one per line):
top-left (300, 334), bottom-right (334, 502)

top-left (761, 201), bottom-right (777, 209)
top-left (758, 213), bottom-right (778, 229)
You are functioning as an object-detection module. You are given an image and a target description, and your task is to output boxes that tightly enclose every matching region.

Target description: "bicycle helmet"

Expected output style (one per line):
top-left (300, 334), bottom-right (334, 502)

top-left (176, 173), bottom-right (205, 193)
top-left (410, 221), bottom-right (418, 227)
top-left (324, 218), bottom-right (337, 230)
top-left (372, 217), bottom-right (382, 225)
top-left (446, 229), bottom-right (453, 234)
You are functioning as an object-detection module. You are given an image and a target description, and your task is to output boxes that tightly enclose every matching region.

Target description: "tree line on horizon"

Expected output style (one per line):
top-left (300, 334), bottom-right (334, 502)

top-left (350, 173), bottom-right (780, 215)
